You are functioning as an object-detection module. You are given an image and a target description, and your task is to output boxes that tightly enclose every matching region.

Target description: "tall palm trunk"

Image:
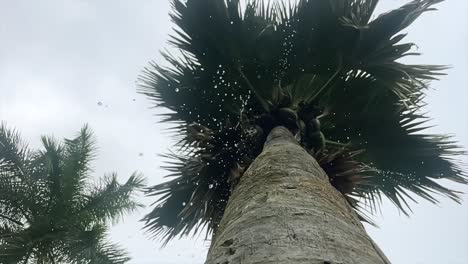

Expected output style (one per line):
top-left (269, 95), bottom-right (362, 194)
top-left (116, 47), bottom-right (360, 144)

top-left (205, 126), bottom-right (389, 264)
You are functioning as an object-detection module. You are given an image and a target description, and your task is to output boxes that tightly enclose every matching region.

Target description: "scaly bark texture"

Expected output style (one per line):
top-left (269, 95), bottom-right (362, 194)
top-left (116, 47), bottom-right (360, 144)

top-left (205, 126), bottom-right (389, 264)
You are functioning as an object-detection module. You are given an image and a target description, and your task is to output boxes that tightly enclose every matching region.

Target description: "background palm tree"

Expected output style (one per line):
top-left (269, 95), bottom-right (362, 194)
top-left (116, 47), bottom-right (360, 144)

top-left (0, 124), bottom-right (146, 264)
top-left (139, 0), bottom-right (467, 262)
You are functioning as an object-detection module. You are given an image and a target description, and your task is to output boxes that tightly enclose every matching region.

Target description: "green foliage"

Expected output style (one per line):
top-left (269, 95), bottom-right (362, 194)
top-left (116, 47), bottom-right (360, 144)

top-left (139, 0), bottom-right (467, 243)
top-left (0, 124), bottom-right (146, 264)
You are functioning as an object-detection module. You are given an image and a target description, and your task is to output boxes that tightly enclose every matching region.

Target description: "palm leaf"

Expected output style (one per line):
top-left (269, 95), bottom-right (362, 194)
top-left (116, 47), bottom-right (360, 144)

top-left (82, 173), bottom-right (146, 224)
top-left (0, 125), bottom-right (141, 263)
top-left (140, 0), bottom-right (466, 243)
top-left (63, 225), bottom-right (130, 264)
top-left (61, 124), bottom-right (97, 206)
top-left (0, 124), bottom-right (34, 226)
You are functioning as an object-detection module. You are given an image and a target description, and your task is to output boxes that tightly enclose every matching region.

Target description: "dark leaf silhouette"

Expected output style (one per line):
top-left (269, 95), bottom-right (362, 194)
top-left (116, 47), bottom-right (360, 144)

top-left (139, 0), bottom-right (466, 244)
top-left (0, 124), bottom-right (146, 263)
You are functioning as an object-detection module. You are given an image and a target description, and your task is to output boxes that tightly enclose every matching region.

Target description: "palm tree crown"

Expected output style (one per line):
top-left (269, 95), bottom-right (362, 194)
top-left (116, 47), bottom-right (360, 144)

top-left (0, 124), bottom-right (145, 264)
top-left (139, 0), bottom-right (467, 243)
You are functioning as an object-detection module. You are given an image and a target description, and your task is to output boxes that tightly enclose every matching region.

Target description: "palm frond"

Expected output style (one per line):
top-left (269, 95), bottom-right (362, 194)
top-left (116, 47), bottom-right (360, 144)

top-left (140, 0), bottom-right (466, 244)
top-left (354, 0), bottom-right (447, 106)
top-left (64, 225), bottom-right (130, 264)
top-left (61, 124), bottom-right (97, 205)
top-left (0, 124), bottom-right (35, 224)
top-left (0, 233), bottom-right (32, 264)
top-left (82, 173), bottom-right (146, 224)
top-left (143, 154), bottom-right (224, 244)
top-left (143, 122), bottom-right (264, 244)
top-left (0, 123), bottom-right (30, 178)
top-left (322, 71), bottom-right (467, 213)
top-left (0, 125), bottom-right (141, 263)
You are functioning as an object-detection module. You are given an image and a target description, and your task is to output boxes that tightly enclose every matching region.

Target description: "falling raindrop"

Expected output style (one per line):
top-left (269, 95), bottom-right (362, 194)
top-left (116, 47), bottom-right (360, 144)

top-left (175, 88), bottom-right (180, 92)
top-left (209, 184), bottom-right (214, 189)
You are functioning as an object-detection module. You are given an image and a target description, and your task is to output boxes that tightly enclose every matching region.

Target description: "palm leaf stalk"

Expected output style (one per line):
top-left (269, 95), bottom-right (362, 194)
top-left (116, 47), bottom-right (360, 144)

top-left (0, 124), bottom-right (146, 264)
top-left (140, 0), bottom-right (466, 248)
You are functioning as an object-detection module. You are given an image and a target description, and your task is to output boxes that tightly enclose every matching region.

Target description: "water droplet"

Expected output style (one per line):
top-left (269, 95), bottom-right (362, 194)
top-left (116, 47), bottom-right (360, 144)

top-left (175, 88), bottom-right (180, 92)
top-left (97, 101), bottom-right (103, 106)
top-left (209, 184), bottom-right (214, 189)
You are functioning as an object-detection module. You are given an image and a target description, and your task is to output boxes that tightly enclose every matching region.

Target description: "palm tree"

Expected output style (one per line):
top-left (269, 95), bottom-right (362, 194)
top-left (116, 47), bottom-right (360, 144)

top-left (0, 124), bottom-right (145, 264)
top-left (139, 0), bottom-right (467, 263)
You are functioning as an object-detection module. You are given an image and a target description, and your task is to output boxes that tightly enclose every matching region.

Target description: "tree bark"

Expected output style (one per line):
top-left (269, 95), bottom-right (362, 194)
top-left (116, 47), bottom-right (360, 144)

top-left (205, 126), bottom-right (389, 264)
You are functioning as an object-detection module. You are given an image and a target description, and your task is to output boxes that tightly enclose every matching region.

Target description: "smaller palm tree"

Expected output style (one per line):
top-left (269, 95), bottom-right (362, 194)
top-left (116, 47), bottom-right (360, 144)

top-left (0, 124), bottom-right (145, 264)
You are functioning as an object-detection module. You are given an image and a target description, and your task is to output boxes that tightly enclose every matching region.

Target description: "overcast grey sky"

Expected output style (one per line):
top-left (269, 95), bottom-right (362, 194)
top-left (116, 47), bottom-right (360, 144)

top-left (1, 0), bottom-right (467, 263)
